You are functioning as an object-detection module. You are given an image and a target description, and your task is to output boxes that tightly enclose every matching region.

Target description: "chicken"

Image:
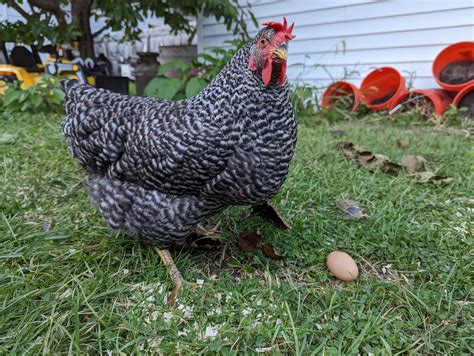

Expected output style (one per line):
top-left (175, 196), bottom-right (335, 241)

top-left (62, 18), bottom-right (297, 303)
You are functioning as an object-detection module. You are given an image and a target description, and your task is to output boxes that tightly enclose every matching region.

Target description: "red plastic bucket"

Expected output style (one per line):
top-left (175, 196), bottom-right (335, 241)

top-left (432, 41), bottom-right (474, 92)
top-left (321, 81), bottom-right (360, 111)
top-left (453, 83), bottom-right (474, 117)
top-left (359, 67), bottom-right (408, 110)
top-left (390, 89), bottom-right (454, 116)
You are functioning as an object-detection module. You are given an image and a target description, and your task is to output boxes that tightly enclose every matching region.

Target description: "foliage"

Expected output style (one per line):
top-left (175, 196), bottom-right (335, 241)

top-left (144, 40), bottom-right (246, 100)
top-left (144, 60), bottom-right (208, 100)
top-left (194, 39), bottom-right (247, 81)
top-left (1, 75), bottom-right (64, 114)
top-left (0, 0), bottom-right (257, 58)
top-left (289, 82), bottom-right (320, 119)
top-left (0, 15), bottom-right (79, 46)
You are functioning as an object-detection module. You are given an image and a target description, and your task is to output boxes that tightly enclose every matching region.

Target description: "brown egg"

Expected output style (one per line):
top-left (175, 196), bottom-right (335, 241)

top-left (326, 251), bottom-right (359, 281)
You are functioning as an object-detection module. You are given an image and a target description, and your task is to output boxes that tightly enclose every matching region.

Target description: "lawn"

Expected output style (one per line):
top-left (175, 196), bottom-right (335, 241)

top-left (0, 112), bottom-right (472, 354)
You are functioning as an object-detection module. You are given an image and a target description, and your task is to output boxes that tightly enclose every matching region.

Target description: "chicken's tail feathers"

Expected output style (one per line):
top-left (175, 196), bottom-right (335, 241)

top-left (61, 78), bottom-right (82, 93)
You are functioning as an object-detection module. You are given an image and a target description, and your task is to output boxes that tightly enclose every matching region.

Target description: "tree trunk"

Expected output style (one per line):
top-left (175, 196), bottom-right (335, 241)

top-left (71, 0), bottom-right (95, 59)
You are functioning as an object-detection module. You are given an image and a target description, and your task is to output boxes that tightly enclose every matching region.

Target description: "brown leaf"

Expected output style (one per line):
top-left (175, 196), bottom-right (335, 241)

top-left (401, 155), bottom-right (429, 174)
top-left (336, 141), bottom-right (401, 175)
top-left (252, 202), bottom-right (290, 230)
top-left (413, 172), bottom-right (453, 186)
top-left (336, 197), bottom-right (368, 219)
top-left (367, 154), bottom-right (402, 175)
top-left (396, 139), bottom-right (409, 148)
top-left (335, 141), bottom-right (355, 160)
top-left (262, 244), bottom-right (284, 260)
top-left (237, 229), bottom-right (262, 252)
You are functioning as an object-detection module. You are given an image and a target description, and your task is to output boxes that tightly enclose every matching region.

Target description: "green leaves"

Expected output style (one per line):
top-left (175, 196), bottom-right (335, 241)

top-left (185, 77), bottom-right (207, 98)
top-left (144, 60), bottom-right (208, 101)
top-left (158, 60), bottom-right (190, 77)
top-left (1, 76), bottom-right (64, 113)
top-left (144, 77), bottom-right (183, 100)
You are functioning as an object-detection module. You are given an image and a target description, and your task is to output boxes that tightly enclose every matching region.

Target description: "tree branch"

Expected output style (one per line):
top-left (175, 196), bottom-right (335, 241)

top-left (27, 0), bottom-right (68, 26)
top-left (5, 0), bottom-right (33, 21)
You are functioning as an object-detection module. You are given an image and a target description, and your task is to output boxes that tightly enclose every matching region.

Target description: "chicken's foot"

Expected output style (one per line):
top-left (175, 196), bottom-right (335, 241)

top-left (193, 222), bottom-right (222, 237)
top-left (153, 247), bottom-right (200, 307)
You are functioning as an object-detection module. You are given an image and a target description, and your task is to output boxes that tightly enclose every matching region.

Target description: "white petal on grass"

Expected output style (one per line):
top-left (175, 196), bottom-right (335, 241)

top-left (59, 289), bottom-right (73, 299)
top-left (163, 312), bottom-right (173, 322)
top-left (199, 325), bottom-right (220, 339)
top-left (177, 329), bottom-right (188, 337)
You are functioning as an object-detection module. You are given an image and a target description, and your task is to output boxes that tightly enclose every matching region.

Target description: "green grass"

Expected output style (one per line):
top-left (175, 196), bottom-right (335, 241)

top-left (0, 112), bottom-right (472, 354)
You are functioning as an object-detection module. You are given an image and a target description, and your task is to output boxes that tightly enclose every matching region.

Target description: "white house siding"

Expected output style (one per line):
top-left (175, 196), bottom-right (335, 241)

top-left (197, 0), bottom-right (474, 89)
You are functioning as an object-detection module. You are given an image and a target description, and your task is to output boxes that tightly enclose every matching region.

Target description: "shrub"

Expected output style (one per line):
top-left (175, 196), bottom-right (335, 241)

top-left (144, 40), bottom-right (246, 101)
top-left (1, 75), bottom-right (64, 113)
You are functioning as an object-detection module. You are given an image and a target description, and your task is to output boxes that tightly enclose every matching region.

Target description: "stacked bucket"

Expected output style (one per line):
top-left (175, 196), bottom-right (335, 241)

top-left (321, 41), bottom-right (474, 118)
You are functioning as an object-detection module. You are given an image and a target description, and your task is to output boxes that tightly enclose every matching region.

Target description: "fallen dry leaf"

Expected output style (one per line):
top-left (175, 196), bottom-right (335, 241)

top-left (335, 141), bottom-right (452, 185)
top-left (396, 139), bottom-right (410, 148)
top-left (336, 142), bottom-right (402, 175)
top-left (252, 202), bottom-right (290, 230)
top-left (401, 155), bottom-right (429, 174)
top-left (412, 172), bottom-right (454, 186)
top-left (367, 154), bottom-right (402, 175)
top-left (262, 244), bottom-right (284, 260)
top-left (336, 197), bottom-right (368, 219)
top-left (237, 229), bottom-right (262, 252)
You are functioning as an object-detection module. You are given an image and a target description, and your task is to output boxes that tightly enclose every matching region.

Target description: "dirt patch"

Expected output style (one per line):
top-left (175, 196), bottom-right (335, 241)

top-left (458, 90), bottom-right (474, 118)
top-left (401, 96), bottom-right (436, 121)
top-left (439, 61), bottom-right (474, 85)
top-left (370, 91), bottom-right (395, 105)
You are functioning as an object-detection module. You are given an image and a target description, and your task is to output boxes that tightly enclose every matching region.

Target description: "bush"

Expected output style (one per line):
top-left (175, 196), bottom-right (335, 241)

top-left (144, 40), bottom-right (246, 101)
top-left (144, 60), bottom-right (208, 100)
top-left (1, 75), bottom-right (64, 113)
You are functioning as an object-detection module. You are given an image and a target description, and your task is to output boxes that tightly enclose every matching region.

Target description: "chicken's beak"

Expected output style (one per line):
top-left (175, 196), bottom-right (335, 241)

top-left (271, 49), bottom-right (288, 61)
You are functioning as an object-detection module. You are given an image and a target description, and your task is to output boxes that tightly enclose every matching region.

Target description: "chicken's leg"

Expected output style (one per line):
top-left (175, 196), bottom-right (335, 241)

top-left (153, 247), bottom-right (199, 307)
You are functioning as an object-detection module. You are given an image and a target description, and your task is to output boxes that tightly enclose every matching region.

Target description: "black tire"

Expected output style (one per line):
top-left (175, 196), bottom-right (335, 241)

top-left (0, 74), bottom-right (17, 83)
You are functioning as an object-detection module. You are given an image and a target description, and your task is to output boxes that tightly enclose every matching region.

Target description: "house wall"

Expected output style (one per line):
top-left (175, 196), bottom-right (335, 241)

top-left (197, 0), bottom-right (474, 89)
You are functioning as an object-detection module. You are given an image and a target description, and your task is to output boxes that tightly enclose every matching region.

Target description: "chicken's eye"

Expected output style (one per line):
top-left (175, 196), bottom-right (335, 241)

top-left (259, 38), bottom-right (268, 47)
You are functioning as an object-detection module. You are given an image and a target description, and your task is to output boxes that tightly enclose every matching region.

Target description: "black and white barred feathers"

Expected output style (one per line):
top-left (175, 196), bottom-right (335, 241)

top-left (62, 28), bottom-right (297, 248)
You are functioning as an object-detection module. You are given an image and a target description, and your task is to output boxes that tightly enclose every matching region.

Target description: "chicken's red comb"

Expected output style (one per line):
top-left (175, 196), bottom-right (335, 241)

top-left (262, 17), bottom-right (295, 40)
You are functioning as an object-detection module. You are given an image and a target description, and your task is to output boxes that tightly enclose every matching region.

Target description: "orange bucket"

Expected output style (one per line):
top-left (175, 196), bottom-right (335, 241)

top-left (453, 83), bottom-right (474, 117)
top-left (390, 89), bottom-right (454, 116)
top-left (321, 81), bottom-right (360, 111)
top-left (432, 41), bottom-right (474, 92)
top-left (359, 67), bottom-right (408, 110)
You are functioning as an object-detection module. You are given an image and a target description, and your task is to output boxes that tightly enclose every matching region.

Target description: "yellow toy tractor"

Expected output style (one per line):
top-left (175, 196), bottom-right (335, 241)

top-left (0, 41), bottom-right (129, 95)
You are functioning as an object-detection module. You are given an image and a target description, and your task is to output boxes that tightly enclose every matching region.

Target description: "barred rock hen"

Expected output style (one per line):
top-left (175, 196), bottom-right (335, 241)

top-left (62, 18), bottom-right (297, 301)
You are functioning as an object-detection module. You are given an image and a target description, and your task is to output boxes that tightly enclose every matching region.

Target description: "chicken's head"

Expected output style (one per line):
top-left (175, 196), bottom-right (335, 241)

top-left (248, 17), bottom-right (295, 86)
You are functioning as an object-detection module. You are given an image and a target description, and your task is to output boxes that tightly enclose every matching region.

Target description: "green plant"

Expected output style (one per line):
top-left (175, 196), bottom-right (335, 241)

top-left (144, 40), bottom-right (246, 101)
top-left (289, 82), bottom-right (320, 118)
top-left (194, 39), bottom-right (247, 81)
top-left (1, 75), bottom-right (64, 113)
top-left (144, 60), bottom-right (208, 100)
